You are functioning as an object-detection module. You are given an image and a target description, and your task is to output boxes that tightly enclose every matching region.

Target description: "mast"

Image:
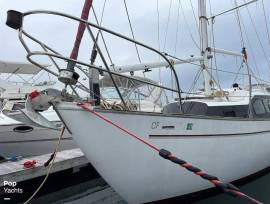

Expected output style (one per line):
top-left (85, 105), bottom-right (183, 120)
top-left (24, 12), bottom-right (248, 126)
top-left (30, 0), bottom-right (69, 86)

top-left (199, 0), bottom-right (212, 95)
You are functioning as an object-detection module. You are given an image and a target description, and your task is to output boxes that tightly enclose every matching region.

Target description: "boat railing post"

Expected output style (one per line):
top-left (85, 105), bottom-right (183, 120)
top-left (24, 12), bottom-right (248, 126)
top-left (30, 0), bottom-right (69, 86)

top-left (85, 24), bottom-right (127, 109)
top-left (248, 74), bottom-right (253, 118)
top-left (89, 42), bottom-right (101, 105)
top-left (242, 47), bottom-right (253, 119)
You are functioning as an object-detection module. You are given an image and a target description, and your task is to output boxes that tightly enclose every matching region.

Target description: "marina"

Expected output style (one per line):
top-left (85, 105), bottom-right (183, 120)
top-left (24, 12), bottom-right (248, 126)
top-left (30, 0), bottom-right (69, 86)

top-left (1, 0), bottom-right (270, 203)
top-left (1, 156), bottom-right (270, 204)
top-left (0, 149), bottom-right (87, 184)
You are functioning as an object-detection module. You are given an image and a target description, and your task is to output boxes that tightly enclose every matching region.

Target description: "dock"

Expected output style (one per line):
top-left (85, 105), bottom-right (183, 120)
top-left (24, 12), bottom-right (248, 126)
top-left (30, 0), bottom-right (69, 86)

top-left (0, 148), bottom-right (88, 186)
top-left (0, 148), bottom-right (126, 203)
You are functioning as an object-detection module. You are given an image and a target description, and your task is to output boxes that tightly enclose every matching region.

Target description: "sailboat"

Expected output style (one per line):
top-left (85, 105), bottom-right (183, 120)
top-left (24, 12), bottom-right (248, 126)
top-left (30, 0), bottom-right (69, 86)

top-left (5, 0), bottom-right (270, 203)
top-left (99, 74), bottom-right (165, 112)
top-left (0, 61), bottom-right (76, 158)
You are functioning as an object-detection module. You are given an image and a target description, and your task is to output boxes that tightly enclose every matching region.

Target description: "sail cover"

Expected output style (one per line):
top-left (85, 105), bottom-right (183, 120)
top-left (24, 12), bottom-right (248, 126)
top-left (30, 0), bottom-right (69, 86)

top-left (0, 61), bottom-right (43, 74)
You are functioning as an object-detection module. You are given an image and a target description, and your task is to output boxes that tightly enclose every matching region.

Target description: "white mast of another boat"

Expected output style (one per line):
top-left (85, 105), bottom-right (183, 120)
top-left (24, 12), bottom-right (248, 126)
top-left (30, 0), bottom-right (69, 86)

top-left (115, 0), bottom-right (214, 97)
top-left (199, 0), bottom-right (212, 96)
top-left (114, 1), bottom-right (245, 86)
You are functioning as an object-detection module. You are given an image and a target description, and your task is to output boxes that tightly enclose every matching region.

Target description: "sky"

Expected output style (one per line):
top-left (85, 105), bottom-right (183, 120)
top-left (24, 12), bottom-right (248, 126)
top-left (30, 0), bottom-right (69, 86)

top-left (0, 0), bottom-right (270, 96)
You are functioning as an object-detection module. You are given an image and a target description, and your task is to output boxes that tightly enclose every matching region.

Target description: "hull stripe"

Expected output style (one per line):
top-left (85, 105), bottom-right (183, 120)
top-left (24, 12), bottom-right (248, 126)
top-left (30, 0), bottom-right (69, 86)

top-left (149, 129), bottom-right (270, 138)
top-left (0, 137), bottom-right (73, 144)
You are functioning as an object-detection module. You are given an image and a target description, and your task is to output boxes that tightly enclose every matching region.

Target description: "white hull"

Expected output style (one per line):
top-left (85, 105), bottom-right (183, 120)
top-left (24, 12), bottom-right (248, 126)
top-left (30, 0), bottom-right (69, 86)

top-left (0, 114), bottom-right (76, 158)
top-left (56, 102), bottom-right (270, 203)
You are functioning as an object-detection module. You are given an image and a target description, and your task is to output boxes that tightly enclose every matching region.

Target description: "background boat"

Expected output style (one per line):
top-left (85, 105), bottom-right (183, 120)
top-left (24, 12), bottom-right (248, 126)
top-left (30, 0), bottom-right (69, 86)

top-left (4, 0), bottom-right (270, 203)
top-left (0, 61), bottom-right (76, 159)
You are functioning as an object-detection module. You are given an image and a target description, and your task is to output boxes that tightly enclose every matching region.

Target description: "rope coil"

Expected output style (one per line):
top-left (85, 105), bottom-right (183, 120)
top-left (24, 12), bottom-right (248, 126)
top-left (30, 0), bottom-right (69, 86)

top-left (23, 160), bottom-right (37, 169)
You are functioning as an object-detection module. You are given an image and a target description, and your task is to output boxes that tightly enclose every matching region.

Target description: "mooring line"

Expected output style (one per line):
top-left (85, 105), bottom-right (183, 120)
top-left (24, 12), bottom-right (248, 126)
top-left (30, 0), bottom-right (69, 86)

top-left (23, 127), bottom-right (65, 204)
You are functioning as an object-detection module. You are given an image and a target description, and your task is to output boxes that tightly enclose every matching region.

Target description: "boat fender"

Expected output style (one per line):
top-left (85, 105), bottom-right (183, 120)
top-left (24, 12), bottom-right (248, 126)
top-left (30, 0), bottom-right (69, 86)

top-left (23, 160), bottom-right (37, 168)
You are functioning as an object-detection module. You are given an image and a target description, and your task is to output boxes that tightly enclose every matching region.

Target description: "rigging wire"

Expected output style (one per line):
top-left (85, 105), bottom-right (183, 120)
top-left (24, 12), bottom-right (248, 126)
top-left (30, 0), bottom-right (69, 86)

top-left (174, 0), bottom-right (181, 55)
top-left (208, 0), bottom-right (221, 89)
top-left (123, 0), bottom-right (142, 63)
top-left (92, 4), bottom-right (125, 89)
top-left (230, 0), bottom-right (262, 85)
top-left (91, 0), bottom-right (107, 57)
top-left (210, 24), bottom-right (221, 90)
top-left (179, 0), bottom-right (200, 50)
top-left (92, 6), bottom-right (114, 66)
top-left (186, 68), bottom-right (203, 98)
top-left (28, 70), bottom-right (47, 84)
top-left (234, 2), bottom-right (262, 82)
top-left (209, 0), bottom-right (258, 19)
top-left (195, 0), bottom-right (266, 91)
top-left (189, 0), bottom-right (200, 36)
top-left (232, 60), bottom-right (245, 83)
top-left (156, 0), bottom-right (161, 54)
top-left (208, 0), bottom-right (213, 78)
top-left (231, 0), bottom-right (247, 85)
top-left (47, 72), bottom-right (52, 83)
top-left (233, 0), bottom-right (245, 47)
top-left (97, 0), bottom-right (106, 29)
top-left (163, 0), bottom-right (172, 52)
top-left (261, 0), bottom-right (270, 46)
top-left (171, 0), bottom-right (181, 100)
top-left (242, 0), bottom-right (270, 71)
top-left (156, 0), bottom-right (162, 99)
top-left (166, 53), bottom-right (268, 84)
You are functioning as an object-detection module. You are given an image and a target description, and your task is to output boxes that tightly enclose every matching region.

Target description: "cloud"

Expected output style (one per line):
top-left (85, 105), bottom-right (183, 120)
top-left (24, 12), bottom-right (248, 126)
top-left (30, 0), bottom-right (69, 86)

top-left (1, 0), bottom-right (270, 93)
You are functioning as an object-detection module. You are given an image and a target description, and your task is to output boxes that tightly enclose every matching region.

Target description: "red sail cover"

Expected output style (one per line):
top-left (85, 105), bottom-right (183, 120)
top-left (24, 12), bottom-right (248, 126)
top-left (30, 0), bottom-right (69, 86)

top-left (70, 0), bottom-right (93, 60)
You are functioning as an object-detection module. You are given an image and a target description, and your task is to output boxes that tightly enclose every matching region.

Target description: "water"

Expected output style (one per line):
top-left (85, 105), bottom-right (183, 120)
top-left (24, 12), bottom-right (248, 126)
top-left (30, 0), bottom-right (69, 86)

top-left (196, 172), bottom-right (270, 204)
top-left (31, 178), bottom-right (124, 204)
top-left (31, 171), bottom-right (270, 204)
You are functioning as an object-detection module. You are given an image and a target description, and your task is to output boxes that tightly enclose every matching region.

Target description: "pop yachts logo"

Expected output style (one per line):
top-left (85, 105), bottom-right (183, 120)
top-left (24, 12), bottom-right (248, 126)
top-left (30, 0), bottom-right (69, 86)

top-left (3, 181), bottom-right (23, 194)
